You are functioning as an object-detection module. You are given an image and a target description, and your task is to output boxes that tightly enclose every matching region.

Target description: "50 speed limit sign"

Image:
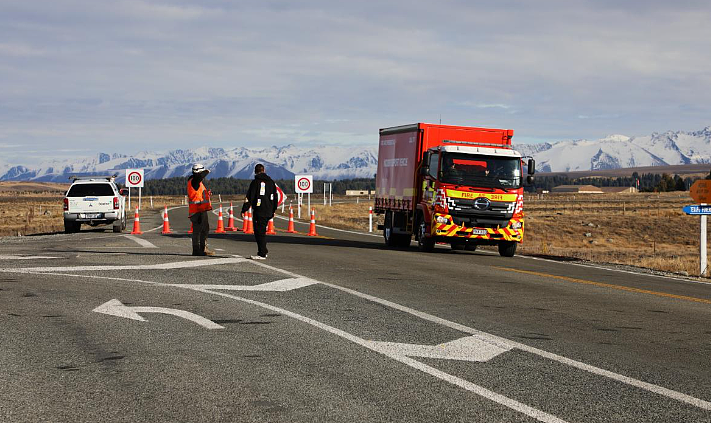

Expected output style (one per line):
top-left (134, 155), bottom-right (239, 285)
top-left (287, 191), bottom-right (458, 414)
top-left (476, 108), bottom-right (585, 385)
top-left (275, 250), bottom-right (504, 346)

top-left (125, 169), bottom-right (144, 188)
top-left (294, 174), bottom-right (313, 194)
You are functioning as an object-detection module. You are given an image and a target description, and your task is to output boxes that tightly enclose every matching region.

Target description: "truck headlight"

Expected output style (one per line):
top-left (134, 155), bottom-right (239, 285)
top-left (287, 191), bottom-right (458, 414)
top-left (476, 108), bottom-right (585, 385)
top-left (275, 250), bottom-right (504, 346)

top-left (510, 221), bottom-right (522, 230)
top-left (436, 216), bottom-right (449, 224)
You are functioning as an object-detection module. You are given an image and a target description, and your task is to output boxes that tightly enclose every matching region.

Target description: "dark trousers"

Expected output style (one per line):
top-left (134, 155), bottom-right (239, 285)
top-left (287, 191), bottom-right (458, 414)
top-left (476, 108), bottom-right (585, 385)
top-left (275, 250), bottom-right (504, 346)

top-left (252, 215), bottom-right (269, 257)
top-left (190, 211), bottom-right (209, 252)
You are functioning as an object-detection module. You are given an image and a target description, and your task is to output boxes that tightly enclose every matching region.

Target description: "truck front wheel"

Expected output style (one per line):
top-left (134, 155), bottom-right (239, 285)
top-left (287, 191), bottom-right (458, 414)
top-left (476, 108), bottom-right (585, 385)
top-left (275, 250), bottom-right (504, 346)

top-left (498, 241), bottom-right (517, 257)
top-left (417, 220), bottom-right (435, 252)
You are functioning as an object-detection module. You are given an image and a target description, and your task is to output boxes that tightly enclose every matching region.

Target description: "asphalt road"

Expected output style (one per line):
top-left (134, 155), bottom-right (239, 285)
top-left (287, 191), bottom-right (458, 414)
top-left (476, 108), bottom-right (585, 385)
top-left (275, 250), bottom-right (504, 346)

top-left (1, 206), bottom-right (710, 422)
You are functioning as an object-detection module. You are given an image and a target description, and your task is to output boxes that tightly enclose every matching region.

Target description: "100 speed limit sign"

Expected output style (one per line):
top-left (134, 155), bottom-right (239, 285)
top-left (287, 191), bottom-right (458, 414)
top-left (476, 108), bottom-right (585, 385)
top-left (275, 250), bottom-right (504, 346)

top-left (294, 174), bottom-right (313, 194)
top-left (126, 169), bottom-right (144, 188)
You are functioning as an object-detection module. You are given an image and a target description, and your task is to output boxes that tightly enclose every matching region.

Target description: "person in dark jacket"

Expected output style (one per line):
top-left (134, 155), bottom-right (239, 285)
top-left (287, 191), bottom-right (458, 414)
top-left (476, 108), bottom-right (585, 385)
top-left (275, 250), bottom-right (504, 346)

top-left (241, 164), bottom-right (277, 259)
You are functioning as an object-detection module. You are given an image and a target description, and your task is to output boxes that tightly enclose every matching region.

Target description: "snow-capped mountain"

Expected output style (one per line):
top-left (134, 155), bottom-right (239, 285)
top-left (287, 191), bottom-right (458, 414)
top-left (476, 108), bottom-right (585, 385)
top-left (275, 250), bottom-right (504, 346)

top-left (513, 127), bottom-right (711, 172)
top-left (0, 145), bottom-right (378, 182)
top-left (2, 127), bottom-right (709, 181)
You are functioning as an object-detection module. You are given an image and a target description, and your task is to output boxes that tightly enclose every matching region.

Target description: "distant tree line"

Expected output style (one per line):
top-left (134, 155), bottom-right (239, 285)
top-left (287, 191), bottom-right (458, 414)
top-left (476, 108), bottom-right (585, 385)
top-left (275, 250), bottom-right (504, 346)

top-left (142, 177), bottom-right (376, 196)
top-left (530, 171), bottom-right (707, 193)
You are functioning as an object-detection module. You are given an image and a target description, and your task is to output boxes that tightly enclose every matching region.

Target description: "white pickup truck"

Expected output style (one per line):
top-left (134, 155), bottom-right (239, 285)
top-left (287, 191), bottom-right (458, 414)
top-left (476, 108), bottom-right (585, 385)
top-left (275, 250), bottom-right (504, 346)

top-left (63, 176), bottom-right (127, 233)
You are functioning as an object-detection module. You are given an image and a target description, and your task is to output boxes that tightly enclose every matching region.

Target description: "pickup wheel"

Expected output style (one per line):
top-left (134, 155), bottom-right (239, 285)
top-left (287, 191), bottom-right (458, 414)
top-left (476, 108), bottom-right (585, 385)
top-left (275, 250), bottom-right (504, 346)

top-left (417, 219), bottom-right (435, 252)
top-left (498, 241), bottom-right (517, 257)
top-left (64, 220), bottom-right (80, 234)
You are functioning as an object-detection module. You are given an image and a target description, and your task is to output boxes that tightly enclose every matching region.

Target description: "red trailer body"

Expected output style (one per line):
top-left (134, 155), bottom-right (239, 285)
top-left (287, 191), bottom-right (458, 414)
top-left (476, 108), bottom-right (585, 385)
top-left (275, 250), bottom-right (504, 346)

top-left (374, 123), bottom-right (532, 256)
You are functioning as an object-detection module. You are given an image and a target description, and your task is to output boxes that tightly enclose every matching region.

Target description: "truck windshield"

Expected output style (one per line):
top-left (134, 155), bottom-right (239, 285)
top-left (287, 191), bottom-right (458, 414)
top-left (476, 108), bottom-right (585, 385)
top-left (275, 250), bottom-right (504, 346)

top-left (440, 153), bottom-right (521, 189)
top-left (67, 183), bottom-right (115, 197)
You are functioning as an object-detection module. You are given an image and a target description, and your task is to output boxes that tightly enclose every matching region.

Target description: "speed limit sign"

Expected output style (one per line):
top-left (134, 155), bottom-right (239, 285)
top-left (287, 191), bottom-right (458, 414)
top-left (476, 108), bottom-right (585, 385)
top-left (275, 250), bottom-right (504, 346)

top-left (126, 169), bottom-right (144, 188)
top-left (294, 174), bottom-right (313, 194)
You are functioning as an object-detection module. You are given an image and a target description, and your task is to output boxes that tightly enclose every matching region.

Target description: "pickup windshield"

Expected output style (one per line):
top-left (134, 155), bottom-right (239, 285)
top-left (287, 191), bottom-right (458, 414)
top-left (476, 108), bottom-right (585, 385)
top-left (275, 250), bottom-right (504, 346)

top-left (440, 153), bottom-right (521, 189)
top-left (67, 183), bottom-right (115, 197)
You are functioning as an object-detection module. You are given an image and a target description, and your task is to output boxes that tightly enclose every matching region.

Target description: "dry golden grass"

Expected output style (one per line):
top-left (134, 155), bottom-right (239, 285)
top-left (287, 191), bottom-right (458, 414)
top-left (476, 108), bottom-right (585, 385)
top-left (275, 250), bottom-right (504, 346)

top-left (1, 187), bottom-right (706, 277)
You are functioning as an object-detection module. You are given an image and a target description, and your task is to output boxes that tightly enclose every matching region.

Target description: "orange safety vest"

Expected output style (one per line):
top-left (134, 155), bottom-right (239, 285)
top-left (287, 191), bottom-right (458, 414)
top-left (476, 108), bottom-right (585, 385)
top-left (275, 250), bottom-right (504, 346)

top-left (188, 180), bottom-right (212, 215)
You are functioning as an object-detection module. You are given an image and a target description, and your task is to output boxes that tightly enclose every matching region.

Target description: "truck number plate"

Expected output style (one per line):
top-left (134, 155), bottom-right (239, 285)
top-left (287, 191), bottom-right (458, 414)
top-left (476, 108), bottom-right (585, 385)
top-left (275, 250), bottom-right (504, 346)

top-left (84, 213), bottom-right (101, 219)
top-left (471, 229), bottom-right (487, 235)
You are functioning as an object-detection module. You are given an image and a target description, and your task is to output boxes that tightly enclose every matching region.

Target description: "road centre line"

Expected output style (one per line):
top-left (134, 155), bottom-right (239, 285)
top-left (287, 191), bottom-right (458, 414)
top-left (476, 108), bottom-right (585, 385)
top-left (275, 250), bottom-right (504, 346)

top-left (493, 267), bottom-right (711, 305)
top-left (247, 259), bottom-right (711, 411)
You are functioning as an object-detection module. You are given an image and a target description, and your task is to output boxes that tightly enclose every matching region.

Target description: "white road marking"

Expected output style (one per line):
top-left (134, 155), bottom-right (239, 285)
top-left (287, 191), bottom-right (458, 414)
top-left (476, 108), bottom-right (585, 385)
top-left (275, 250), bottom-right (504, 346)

top-left (189, 285), bottom-right (566, 423)
top-left (1, 257), bottom-right (246, 273)
top-left (12, 254), bottom-right (711, 416)
top-left (93, 299), bottom-right (224, 329)
top-left (123, 235), bottom-right (157, 248)
top-left (246, 259), bottom-right (711, 412)
top-left (273, 214), bottom-right (383, 238)
top-left (174, 277), bottom-right (317, 292)
top-left (0, 255), bottom-right (60, 260)
top-left (369, 335), bottom-right (512, 362)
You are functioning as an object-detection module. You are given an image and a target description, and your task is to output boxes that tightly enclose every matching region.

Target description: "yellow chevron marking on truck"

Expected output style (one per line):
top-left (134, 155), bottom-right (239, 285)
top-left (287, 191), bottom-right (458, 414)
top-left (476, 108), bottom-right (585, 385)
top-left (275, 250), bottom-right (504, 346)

top-left (445, 190), bottom-right (517, 202)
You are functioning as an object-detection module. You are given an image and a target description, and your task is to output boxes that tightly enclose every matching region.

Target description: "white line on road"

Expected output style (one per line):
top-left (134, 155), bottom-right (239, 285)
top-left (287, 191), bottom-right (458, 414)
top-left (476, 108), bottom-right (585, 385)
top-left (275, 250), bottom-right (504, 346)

top-left (0, 257), bottom-right (246, 273)
top-left (173, 277), bottom-right (318, 292)
top-left (0, 255), bottom-right (60, 260)
top-left (123, 234), bottom-right (157, 248)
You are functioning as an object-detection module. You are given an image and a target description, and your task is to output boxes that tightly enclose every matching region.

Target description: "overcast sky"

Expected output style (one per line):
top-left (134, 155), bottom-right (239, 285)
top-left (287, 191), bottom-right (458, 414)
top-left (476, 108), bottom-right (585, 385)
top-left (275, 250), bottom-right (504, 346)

top-left (1, 0), bottom-right (710, 165)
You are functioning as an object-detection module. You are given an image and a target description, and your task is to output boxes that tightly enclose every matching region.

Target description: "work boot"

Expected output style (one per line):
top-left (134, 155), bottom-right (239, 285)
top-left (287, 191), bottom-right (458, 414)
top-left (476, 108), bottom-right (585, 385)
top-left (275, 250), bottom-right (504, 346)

top-left (204, 247), bottom-right (216, 256)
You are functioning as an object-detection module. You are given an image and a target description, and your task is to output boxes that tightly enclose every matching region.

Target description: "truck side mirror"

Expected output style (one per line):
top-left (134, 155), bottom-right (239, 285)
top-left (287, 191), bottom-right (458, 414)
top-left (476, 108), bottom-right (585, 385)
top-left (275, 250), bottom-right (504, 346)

top-left (119, 188), bottom-right (128, 196)
top-left (420, 166), bottom-right (429, 176)
top-left (527, 159), bottom-right (536, 175)
top-left (526, 175), bottom-right (534, 185)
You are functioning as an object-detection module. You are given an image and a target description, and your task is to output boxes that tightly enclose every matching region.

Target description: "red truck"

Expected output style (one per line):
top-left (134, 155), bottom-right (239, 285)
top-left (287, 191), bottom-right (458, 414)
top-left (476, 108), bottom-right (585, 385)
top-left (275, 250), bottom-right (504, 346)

top-left (374, 123), bottom-right (535, 256)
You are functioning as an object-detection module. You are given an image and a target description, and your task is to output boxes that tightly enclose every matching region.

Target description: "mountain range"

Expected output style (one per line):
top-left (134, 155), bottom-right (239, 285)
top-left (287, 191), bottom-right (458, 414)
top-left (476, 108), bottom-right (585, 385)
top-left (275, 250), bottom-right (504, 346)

top-left (1, 127), bottom-right (709, 182)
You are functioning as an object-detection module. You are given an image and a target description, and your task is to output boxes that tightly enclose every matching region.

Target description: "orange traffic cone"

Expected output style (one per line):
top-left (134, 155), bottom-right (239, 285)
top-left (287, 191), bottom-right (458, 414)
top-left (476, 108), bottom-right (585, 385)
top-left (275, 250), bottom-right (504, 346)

top-left (215, 204), bottom-right (226, 233)
top-left (286, 206), bottom-right (296, 233)
top-left (245, 208), bottom-right (254, 234)
top-left (241, 210), bottom-right (248, 232)
top-left (266, 218), bottom-right (276, 235)
top-left (130, 207), bottom-right (143, 235)
top-left (161, 205), bottom-right (173, 234)
top-left (188, 222), bottom-right (193, 234)
top-left (226, 202), bottom-right (238, 231)
top-left (307, 208), bottom-right (318, 236)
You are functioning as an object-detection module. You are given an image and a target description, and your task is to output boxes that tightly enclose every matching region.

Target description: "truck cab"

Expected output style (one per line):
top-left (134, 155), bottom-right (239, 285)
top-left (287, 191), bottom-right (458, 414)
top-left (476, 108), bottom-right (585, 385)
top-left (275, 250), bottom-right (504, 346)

top-left (419, 144), bottom-right (534, 256)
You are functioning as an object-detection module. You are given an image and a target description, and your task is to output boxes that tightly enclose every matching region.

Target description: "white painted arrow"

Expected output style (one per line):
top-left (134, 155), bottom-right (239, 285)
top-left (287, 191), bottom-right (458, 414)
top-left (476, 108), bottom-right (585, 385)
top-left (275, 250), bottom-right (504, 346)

top-left (370, 335), bottom-right (512, 362)
top-left (175, 277), bottom-right (318, 292)
top-left (93, 299), bottom-right (224, 329)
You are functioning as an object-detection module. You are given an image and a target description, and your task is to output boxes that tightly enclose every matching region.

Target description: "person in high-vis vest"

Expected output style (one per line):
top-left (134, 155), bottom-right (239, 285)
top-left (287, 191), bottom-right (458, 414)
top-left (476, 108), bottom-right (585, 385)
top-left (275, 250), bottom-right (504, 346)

top-left (241, 163), bottom-right (277, 260)
top-left (188, 163), bottom-right (214, 256)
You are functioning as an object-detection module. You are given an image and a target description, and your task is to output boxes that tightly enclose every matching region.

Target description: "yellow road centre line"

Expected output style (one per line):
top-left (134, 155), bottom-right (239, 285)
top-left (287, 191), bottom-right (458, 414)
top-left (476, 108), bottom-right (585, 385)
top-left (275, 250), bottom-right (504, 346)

top-left (493, 267), bottom-right (711, 305)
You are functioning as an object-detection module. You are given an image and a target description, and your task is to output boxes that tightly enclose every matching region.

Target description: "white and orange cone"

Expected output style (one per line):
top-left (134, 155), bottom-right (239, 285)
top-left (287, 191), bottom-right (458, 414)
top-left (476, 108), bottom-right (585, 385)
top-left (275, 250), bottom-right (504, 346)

top-left (130, 207), bottom-right (143, 235)
top-left (215, 204), bottom-right (226, 233)
top-left (307, 208), bottom-right (318, 236)
top-left (266, 217), bottom-right (276, 235)
top-left (226, 202), bottom-right (238, 231)
top-left (161, 205), bottom-right (173, 234)
top-left (286, 206), bottom-right (296, 233)
top-left (245, 208), bottom-right (254, 234)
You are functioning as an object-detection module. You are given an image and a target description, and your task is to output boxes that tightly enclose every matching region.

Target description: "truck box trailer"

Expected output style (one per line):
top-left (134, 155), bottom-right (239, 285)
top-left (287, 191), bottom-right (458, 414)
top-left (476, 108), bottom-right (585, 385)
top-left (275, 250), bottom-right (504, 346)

top-left (374, 123), bottom-right (534, 256)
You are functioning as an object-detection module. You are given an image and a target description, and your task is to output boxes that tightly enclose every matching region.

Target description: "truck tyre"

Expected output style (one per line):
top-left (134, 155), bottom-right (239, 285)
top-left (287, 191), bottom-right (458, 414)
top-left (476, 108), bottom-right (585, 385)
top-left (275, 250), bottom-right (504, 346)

top-left (397, 233), bottom-right (412, 248)
top-left (498, 241), bottom-right (517, 257)
top-left (383, 211), bottom-right (397, 247)
top-left (417, 220), bottom-right (435, 252)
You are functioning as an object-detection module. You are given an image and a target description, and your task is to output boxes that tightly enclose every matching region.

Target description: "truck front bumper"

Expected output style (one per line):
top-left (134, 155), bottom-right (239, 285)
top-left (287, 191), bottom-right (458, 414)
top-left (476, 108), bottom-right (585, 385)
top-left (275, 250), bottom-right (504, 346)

top-left (431, 213), bottom-right (523, 242)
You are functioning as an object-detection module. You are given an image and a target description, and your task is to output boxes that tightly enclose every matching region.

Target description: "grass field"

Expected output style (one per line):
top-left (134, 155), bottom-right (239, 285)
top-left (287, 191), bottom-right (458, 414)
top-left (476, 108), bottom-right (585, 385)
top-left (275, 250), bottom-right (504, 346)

top-left (1, 183), bottom-right (706, 277)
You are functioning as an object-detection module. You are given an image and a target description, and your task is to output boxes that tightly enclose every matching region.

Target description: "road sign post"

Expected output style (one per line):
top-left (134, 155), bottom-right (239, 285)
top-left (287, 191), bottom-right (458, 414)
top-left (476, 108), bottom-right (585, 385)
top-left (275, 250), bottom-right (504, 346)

top-left (295, 174), bottom-right (313, 218)
top-left (126, 169), bottom-right (145, 211)
top-left (687, 179), bottom-right (711, 276)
